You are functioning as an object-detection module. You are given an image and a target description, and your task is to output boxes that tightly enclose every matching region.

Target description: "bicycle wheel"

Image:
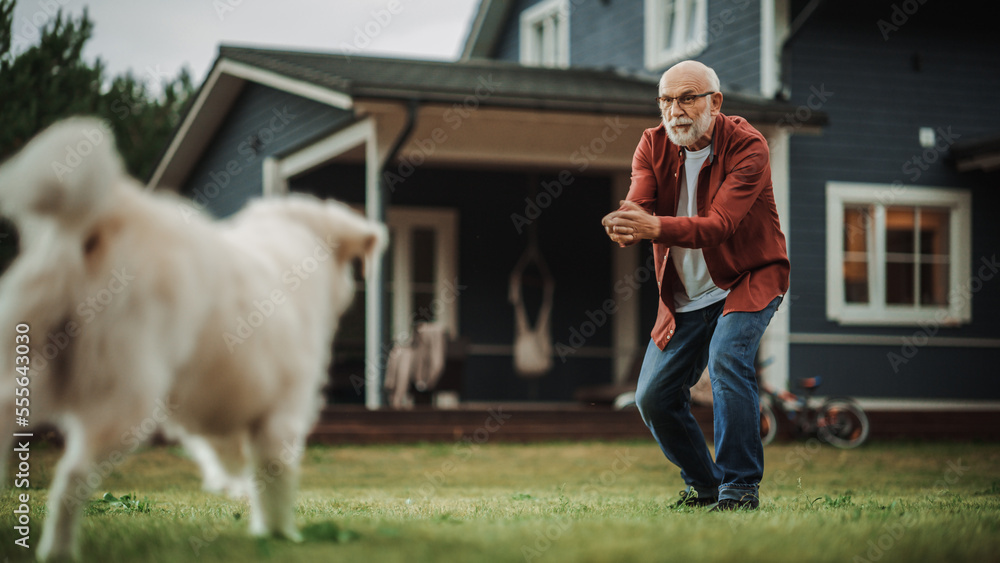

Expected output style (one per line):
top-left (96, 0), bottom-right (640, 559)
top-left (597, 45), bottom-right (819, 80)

top-left (817, 398), bottom-right (869, 448)
top-left (760, 400), bottom-right (778, 446)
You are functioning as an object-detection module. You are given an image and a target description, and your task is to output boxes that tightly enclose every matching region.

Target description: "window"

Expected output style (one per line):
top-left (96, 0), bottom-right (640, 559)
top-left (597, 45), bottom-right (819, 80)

top-left (333, 207), bottom-right (458, 388)
top-left (826, 183), bottom-right (972, 326)
top-left (520, 0), bottom-right (570, 68)
top-left (645, 0), bottom-right (708, 70)
top-left (386, 208), bottom-right (459, 340)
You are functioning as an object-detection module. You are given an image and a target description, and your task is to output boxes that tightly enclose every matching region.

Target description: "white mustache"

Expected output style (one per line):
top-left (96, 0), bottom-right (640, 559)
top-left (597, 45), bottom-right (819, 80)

top-left (668, 117), bottom-right (694, 127)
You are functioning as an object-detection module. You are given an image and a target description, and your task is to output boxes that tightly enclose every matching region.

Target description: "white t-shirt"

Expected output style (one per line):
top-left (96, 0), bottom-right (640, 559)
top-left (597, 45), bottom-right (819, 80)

top-left (671, 144), bottom-right (730, 312)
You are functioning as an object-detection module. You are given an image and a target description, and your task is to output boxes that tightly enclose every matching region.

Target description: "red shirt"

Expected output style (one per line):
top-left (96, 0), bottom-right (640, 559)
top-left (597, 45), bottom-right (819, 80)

top-left (625, 113), bottom-right (790, 350)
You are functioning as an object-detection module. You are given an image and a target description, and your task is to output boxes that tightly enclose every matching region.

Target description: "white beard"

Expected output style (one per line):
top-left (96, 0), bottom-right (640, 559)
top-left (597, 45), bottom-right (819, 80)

top-left (664, 108), bottom-right (712, 148)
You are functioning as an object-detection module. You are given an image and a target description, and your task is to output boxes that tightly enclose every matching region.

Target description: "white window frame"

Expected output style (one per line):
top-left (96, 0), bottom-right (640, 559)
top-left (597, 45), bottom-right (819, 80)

top-left (825, 182), bottom-right (972, 326)
top-left (644, 0), bottom-right (708, 71)
top-left (520, 0), bottom-right (570, 68)
top-left (386, 207), bottom-right (459, 340)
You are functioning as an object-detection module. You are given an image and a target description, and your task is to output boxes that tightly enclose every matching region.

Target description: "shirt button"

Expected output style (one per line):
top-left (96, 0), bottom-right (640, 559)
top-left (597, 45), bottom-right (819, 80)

top-left (669, 329), bottom-right (674, 334)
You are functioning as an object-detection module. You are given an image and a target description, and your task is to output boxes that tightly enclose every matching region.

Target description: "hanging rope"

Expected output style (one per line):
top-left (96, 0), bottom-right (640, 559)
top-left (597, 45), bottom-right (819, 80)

top-left (509, 231), bottom-right (555, 378)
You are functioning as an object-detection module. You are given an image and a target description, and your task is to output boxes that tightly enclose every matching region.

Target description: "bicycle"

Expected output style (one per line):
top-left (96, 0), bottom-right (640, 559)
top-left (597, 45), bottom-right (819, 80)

top-left (758, 376), bottom-right (870, 448)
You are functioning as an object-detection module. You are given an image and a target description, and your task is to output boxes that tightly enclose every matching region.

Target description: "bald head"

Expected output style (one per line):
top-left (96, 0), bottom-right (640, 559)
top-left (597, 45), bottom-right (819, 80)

top-left (659, 60), bottom-right (721, 93)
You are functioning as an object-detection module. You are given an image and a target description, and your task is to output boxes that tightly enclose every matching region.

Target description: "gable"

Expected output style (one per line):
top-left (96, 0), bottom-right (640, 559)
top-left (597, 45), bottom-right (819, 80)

top-left (180, 83), bottom-right (352, 217)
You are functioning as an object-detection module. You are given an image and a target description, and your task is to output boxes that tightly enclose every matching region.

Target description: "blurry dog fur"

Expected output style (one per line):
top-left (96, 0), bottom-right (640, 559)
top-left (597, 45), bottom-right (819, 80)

top-left (0, 117), bottom-right (386, 560)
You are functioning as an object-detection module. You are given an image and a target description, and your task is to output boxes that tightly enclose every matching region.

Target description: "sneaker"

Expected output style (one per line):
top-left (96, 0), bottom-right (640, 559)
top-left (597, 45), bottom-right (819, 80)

top-left (708, 496), bottom-right (759, 512)
top-left (673, 488), bottom-right (718, 508)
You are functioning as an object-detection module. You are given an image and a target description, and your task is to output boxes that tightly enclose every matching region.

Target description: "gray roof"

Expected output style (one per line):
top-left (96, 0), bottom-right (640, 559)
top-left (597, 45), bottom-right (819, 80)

top-left (218, 45), bottom-right (825, 124)
top-left (148, 45), bottom-right (828, 187)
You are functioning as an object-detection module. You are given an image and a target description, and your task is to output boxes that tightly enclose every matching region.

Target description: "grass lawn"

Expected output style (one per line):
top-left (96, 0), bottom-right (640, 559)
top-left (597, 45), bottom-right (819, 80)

top-left (2, 439), bottom-right (999, 562)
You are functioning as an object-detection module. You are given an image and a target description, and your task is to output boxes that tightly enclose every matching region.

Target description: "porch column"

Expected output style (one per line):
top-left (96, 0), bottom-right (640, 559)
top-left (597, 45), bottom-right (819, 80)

top-left (611, 172), bottom-right (640, 385)
top-left (365, 127), bottom-right (385, 410)
top-left (760, 127), bottom-right (791, 391)
top-left (261, 157), bottom-right (287, 196)
top-left (265, 116), bottom-right (385, 408)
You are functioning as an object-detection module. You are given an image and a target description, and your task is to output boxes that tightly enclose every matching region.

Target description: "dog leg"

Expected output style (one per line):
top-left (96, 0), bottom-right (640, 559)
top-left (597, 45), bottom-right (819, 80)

top-left (247, 418), bottom-right (305, 542)
top-left (180, 434), bottom-right (227, 493)
top-left (182, 433), bottom-right (251, 499)
top-left (37, 411), bottom-right (145, 562)
top-left (0, 398), bottom-right (12, 488)
top-left (208, 434), bottom-right (253, 499)
top-left (36, 422), bottom-right (90, 562)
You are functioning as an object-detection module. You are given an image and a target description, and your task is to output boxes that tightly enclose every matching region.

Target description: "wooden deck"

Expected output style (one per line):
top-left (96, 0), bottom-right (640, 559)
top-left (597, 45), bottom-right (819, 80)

top-left (309, 403), bottom-right (1000, 444)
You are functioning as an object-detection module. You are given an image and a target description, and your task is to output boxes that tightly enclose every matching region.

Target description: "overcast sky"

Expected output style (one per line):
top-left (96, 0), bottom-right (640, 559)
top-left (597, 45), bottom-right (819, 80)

top-left (10, 0), bottom-right (480, 89)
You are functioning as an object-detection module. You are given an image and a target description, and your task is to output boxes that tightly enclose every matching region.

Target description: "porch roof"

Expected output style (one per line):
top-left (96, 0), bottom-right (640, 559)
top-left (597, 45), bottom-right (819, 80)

top-left (148, 45), bottom-right (826, 190)
top-left (218, 45), bottom-right (816, 122)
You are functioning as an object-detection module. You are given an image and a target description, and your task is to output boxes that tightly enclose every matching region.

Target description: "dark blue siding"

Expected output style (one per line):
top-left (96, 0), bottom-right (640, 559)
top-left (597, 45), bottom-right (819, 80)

top-left (494, 0), bottom-right (545, 62)
top-left (570, 0), bottom-right (645, 72)
top-left (786, 0), bottom-right (1000, 398)
top-left (697, 0), bottom-right (760, 93)
top-left (292, 164), bottom-right (617, 402)
top-left (792, 345), bottom-right (1000, 400)
top-left (182, 83), bottom-right (352, 217)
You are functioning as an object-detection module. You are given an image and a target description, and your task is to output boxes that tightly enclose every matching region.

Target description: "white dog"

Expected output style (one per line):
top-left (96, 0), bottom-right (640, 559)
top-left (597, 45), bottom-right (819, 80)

top-left (0, 117), bottom-right (386, 560)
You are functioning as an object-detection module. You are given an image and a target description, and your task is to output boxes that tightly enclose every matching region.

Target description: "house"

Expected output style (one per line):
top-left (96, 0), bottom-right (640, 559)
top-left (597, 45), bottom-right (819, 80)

top-left (149, 0), bottom-right (999, 410)
top-left (462, 0), bottom-right (1000, 407)
top-left (764, 0), bottom-right (1000, 405)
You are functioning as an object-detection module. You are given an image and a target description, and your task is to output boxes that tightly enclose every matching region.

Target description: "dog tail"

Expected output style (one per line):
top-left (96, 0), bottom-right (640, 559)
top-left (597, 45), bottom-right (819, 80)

top-left (261, 194), bottom-right (388, 274)
top-left (0, 117), bottom-right (123, 229)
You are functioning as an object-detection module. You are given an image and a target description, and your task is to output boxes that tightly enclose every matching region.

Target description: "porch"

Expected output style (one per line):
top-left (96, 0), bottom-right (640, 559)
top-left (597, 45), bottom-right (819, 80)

top-left (149, 46), bottom-right (826, 408)
top-left (308, 403), bottom-right (1000, 444)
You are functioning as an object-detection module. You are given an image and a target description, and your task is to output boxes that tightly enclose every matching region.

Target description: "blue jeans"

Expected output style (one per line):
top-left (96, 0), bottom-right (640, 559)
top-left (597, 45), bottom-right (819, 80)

top-left (634, 296), bottom-right (781, 503)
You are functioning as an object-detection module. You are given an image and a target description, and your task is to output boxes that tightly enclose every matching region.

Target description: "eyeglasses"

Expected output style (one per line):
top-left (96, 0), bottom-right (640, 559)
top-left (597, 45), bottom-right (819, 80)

top-left (657, 92), bottom-right (714, 108)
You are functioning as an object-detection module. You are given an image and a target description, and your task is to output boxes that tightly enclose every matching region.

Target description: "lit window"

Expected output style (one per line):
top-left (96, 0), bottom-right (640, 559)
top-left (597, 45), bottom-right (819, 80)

top-left (826, 183), bottom-right (972, 325)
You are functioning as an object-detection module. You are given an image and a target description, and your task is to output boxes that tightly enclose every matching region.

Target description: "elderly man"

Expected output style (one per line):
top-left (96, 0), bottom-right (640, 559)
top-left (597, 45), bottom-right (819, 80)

top-left (602, 60), bottom-right (789, 511)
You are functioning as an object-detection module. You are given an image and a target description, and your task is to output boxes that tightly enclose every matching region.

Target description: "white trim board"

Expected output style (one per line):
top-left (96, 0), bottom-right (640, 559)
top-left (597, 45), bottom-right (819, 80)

top-left (610, 172), bottom-right (640, 385)
top-left (147, 63), bottom-right (235, 190)
top-left (147, 58), bottom-right (354, 192)
top-left (790, 333), bottom-right (1000, 348)
top-left (759, 126), bottom-right (791, 392)
top-left (850, 398), bottom-right (1000, 412)
top-left (218, 60), bottom-right (353, 110)
top-left (466, 344), bottom-right (614, 358)
top-left (278, 118), bottom-right (374, 179)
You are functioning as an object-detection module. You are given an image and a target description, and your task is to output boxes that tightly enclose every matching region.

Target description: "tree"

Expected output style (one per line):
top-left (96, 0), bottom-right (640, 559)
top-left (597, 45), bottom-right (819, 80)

top-left (0, 0), bottom-right (194, 271)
